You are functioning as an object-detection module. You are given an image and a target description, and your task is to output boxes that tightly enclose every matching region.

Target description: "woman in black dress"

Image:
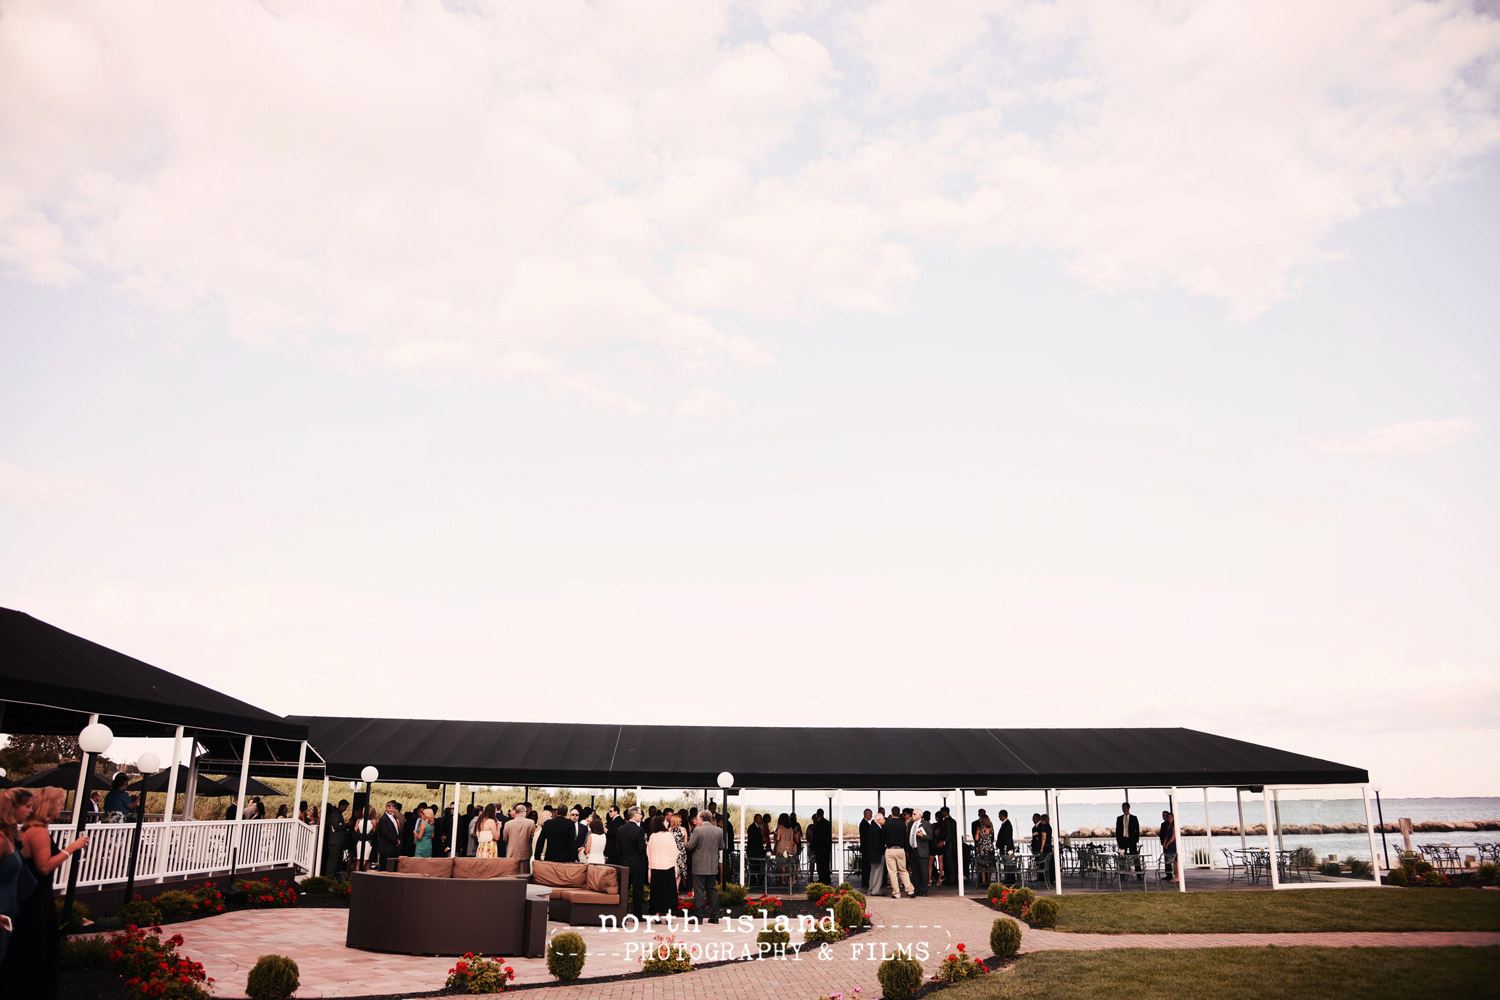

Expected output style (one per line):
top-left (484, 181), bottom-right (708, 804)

top-left (2, 786), bottom-right (89, 999)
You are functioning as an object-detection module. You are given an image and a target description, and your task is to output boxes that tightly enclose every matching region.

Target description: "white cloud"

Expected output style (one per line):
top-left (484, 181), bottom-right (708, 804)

top-left (0, 461), bottom-right (90, 509)
top-left (1316, 418), bottom-right (1478, 456)
top-left (1, 0), bottom-right (1497, 403)
top-left (676, 388), bottom-right (738, 420)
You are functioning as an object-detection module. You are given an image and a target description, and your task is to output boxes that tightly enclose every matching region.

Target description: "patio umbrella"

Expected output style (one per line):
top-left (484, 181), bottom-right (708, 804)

top-left (127, 766), bottom-right (237, 797)
top-left (19, 762), bottom-right (112, 792)
top-left (210, 775), bottom-right (283, 798)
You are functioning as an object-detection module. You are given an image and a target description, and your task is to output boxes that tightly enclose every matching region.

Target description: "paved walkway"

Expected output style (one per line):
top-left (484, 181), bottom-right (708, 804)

top-left (165, 897), bottom-right (1500, 998)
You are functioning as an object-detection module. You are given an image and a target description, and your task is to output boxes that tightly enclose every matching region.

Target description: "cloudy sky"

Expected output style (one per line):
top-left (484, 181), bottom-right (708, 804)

top-left (2, 0), bottom-right (1497, 798)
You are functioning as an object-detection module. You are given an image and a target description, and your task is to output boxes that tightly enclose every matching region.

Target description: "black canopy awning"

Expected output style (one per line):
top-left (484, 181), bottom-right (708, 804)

top-left (0, 608), bottom-right (305, 742)
top-left (290, 716), bottom-right (1369, 789)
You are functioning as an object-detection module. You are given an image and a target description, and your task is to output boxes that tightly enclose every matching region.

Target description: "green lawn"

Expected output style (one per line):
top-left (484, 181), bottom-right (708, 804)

top-left (942, 947), bottom-right (1500, 1000)
top-left (1031, 888), bottom-right (1500, 934)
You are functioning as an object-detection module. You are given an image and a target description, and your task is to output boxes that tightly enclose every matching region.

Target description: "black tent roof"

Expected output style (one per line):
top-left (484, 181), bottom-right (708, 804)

top-left (0, 608), bottom-right (305, 741)
top-left (290, 716), bottom-right (1368, 789)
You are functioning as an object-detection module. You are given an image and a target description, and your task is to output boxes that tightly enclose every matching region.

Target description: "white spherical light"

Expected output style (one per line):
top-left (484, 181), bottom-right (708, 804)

top-left (361, 766), bottom-right (380, 783)
top-left (137, 752), bottom-right (161, 774)
top-left (717, 771), bottom-right (734, 789)
top-left (78, 723), bottom-right (114, 754)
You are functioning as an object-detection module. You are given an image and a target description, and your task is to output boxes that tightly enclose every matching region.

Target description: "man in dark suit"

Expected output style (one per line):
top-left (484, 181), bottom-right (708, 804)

top-left (603, 806), bottom-right (624, 864)
top-left (910, 810), bottom-right (932, 896)
top-left (1116, 802), bottom-right (1141, 880)
top-left (323, 799), bottom-right (349, 877)
top-left (374, 800), bottom-right (403, 870)
top-left (807, 809), bottom-right (832, 885)
top-left (942, 807), bottom-right (960, 885)
top-left (858, 809), bottom-right (875, 886)
top-left (535, 805), bottom-right (580, 862)
top-left (615, 806), bottom-right (647, 918)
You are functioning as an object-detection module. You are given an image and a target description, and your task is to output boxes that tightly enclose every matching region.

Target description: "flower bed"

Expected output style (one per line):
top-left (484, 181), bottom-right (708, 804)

top-left (445, 953), bottom-right (516, 994)
top-left (105, 924), bottom-right (214, 1000)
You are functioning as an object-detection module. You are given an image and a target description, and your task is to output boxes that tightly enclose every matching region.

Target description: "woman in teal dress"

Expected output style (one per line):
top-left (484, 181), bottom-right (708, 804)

top-left (414, 807), bottom-right (435, 858)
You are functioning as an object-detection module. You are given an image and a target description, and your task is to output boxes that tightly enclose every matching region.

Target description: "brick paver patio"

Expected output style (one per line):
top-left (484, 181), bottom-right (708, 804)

top-left (167, 897), bottom-right (1500, 998)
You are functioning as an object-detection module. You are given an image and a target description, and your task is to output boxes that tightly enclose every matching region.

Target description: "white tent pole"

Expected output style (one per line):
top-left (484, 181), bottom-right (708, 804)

top-left (955, 787), bottom-right (965, 898)
top-left (291, 741), bottom-right (307, 827)
top-left (1262, 788), bottom-right (1280, 889)
top-left (1236, 787), bottom-right (1247, 851)
top-left (1050, 788), bottom-right (1061, 896)
top-left (1203, 788), bottom-right (1214, 869)
top-left (1171, 785), bottom-right (1185, 892)
top-left (739, 793), bottom-right (747, 887)
top-left (450, 781), bottom-right (462, 858)
top-left (1360, 784), bottom-right (1383, 885)
top-left (836, 789), bottom-right (845, 885)
top-left (314, 772), bottom-right (330, 877)
top-left (231, 736), bottom-right (251, 866)
top-left (1273, 790), bottom-right (1285, 852)
top-left (154, 725), bottom-right (184, 883)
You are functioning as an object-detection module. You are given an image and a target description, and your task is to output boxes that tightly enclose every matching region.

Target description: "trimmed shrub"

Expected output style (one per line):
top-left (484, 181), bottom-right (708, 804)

top-left (154, 890), bottom-right (201, 923)
top-left (720, 882), bottom-right (748, 907)
top-left (1029, 896), bottom-right (1059, 929)
top-left (990, 915), bottom-right (1023, 957)
top-left (1385, 867), bottom-right (1409, 886)
top-left (547, 931), bottom-right (587, 981)
top-left (836, 881), bottom-right (853, 892)
top-left (986, 881), bottom-right (1006, 902)
top-left (1478, 861), bottom-right (1500, 887)
top-left (845, 888), bottom-right (867, 905)
top-left (116, 898), bottom-right (164, 927)
top-left (59, 934), bottom-right (112, 969)
top-left (641, 935), bottom-right (693, 974)
top-left (993, 885), bottom-right (1035, 917)
top-left (876, 947), bottom-right (924, 1000)
top-left (804, 881), bottom-right (835, 901)
top-left (192, 884), bottom-right (228, 915)
top-left (757, 927), bottom-right (792, 957)
top-left (246, 954), bottom-right (300, 1000)
top-left (1318, 861), bottom-right (1342, 877)
top-left (236, 879), bottom-right (298, 908)
top-left (297, 876), bottom-right (338, 895)
top-left (936, 942), bottom-right (987, 983)
top-left (803, 921), bottom-right (846, 945)
top-left (1344, 857), bottom-right (1373, 879)
top-left (748, 894), bottom-right (782, 918)
top-left (56, 898), bottom-right (91, 934)
top-left (834, 893), bottom-right (868, 930)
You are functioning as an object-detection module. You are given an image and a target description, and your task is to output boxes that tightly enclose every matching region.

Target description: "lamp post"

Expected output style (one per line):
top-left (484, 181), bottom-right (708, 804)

top-left (64, 721), bottom-right (114, 921)
top-left (1372, 783), bottom-right (1389, 869)
top-left (122, 752), bottom-right (161, 904)
top-left (717, 772), bottom-right (734, 883)
top-left (361, 766), bottom-right (379, 867)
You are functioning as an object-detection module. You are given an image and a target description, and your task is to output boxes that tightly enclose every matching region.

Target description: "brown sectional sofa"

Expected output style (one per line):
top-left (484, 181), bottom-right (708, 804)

top-left (345, 856), bottom-right (629, 956)
top-left (345, 857), bottom-right (526, 956)
top-left (529, 860), bottom-right (628, 925)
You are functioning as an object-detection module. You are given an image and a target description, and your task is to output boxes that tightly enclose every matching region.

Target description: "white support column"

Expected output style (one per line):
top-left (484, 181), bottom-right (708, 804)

top-left (1360, 784), bottom-right (1383, 886)
top-left (450, 782), bottom-right (463, 858)
top-left (154, 726), bottom-right (184, 882)
top-left (1235, 788), bottom-right (1247, 851)
top-left (1050, 788), bottom-right (1062, 896)
top-left (1171, 786), bottom-right (1185, 892)
top-left (955, 787), bottom-right (965, 898)
top-left (739, 793), bottom-right (747, 887)
top-left (1262, 788), bottom-right (1280, 889)
top-left (182, 746), bottom-right (199, 821)
top-left (231, 736), bottom-right (252, 864)
top-left (314, 772), bottom-right (330, 877)
top-left (836, 789), bottom-right (845, 886)
top-left (291, 741), bottom-right (307, 826)
top-left (1203, 788), bottom-right (1214, 869)
top-left (1272, 790), bottom-right (1285, 852)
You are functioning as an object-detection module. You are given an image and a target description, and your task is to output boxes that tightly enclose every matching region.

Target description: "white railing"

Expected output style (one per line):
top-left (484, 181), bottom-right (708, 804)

top-left (48, 818), bottom-right (317, 890)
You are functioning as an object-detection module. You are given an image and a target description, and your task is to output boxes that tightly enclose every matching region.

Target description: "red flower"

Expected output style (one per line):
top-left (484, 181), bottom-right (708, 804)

top-left (957, 943), bottom-right (966, 951)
